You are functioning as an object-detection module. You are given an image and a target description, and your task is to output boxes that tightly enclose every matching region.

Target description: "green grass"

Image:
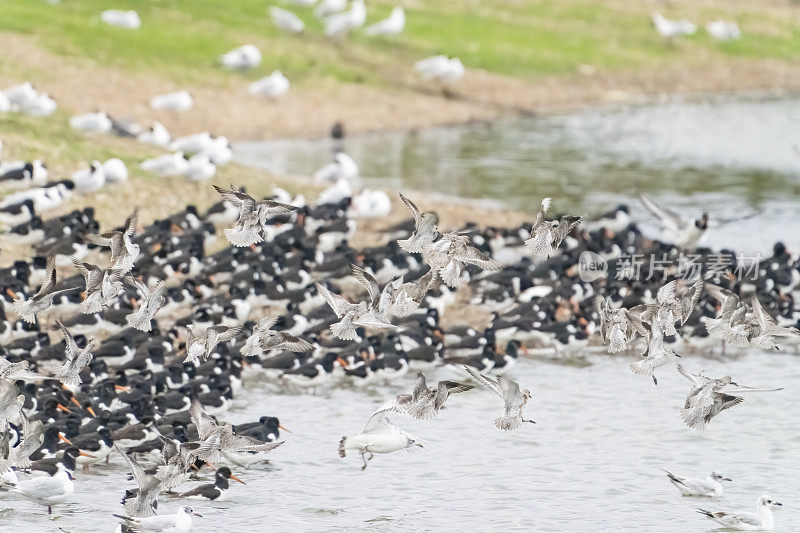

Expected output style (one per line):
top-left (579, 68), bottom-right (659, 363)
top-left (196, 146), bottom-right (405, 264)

top-left (2, 0), bottom-right (800, 86)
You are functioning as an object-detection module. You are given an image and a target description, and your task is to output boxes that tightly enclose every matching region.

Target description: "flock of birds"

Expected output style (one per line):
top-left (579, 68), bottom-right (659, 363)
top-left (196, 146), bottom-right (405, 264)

top-left (0, 156), bottom-right (794, 529)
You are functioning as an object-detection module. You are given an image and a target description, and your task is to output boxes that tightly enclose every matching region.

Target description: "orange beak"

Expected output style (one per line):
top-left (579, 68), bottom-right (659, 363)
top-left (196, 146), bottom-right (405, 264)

top-left (336, 357), bottom-right (349, 369)
top-left (59, 433), bottom-right (74, 445)
top-left (86, 406), bottom-right (97, 418)
top-left (249, 244), bottom-right (257, 251)
top-left (5, 288), bottom-right (18, 299)
top-left (80, 292), bottom-right (87, 301)
top-left (57, 403), bottom-right (72, 414)
top-left (130, 298), bottom-right (138, 309)
top-left (70, 397), bottom-right (82, 409)
top-left (521, 345), bottom-right (530, 356)
top-left (79, 451), bottom-right (96, 458)
top-left (241, 360), bottom-right (251, 368)
top-left (115, 385), bottom-right (131, 393)
top-left (279, 425), bottom-right (292, 434)
top-left (230, 474), bottom-right (246, 485)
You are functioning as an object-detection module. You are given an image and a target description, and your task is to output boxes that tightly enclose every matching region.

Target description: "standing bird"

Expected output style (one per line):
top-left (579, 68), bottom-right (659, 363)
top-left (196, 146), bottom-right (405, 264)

top-left (53, 321), bottom-right (95, 387)
top-left (86, 208), bottom-right (140, 273)
top-left (13, 257), bottom-right (77, 323)
top-left (125, 277), bottom-right (167, 332)
top-left (4, 455), bottom-right (78, 514)
top-left (178, 467), bottom-right (246, 501)
top-left (371, 372), bottom-right (473, 420)
top-left (397, 193), bottom-right (439, 253)
top-left (678, 365), bottom-right (782, 429)
top-left (72, 258), bottom-right (125, 314)
top-left (463, 366), bottom-right (534, 430)
top-left (240, 316), bottom-right (312, 358)
top-left (524, 198), bottom-right (582, 260)
top-left (663, 469), bottom-right (731, 497)
top-left (184, 325), bottom-right (243, 364)
top-left (338, 412), bottom-right (422, 471)
top-left (219, 44), bottom-right (261, 70)
top-left (697, 496), bottom-right (782, 531)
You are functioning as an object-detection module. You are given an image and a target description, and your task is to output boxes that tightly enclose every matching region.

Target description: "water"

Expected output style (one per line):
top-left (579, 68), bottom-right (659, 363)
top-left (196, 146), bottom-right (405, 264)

top-left (235, 94), bottom-right (800, 254)
top-left (3, 352), bottom-right (798, 531)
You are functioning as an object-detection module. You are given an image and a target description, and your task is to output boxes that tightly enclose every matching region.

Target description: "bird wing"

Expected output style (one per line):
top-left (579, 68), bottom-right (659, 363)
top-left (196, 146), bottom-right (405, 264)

top-left (398, 192), bottom-right (421, 227)
top-left (551, 216), bottom-right (582, 246)
top-left (749, 296), bottom-right (776, 331)
top-left (349, 264), bottom-right (381, 305)
top-left (211, 325), bottom-right (243, 343)
top-left (273, 332), bottom-right (313, 352)
top-left (71, 257), bottom-right (103, 289)
top-left (227, 435), bottom-right (283, 453)
top-left (256, 315), bottom-right (280, 333)
top-left (452, 242), bottom-right (502, 270)
top-left (718, 383), bottom-right (783, 394)
top-left (116, 445), bottom-right (151, 491)
top-left (639, 193), bottom-right (683, 231)
top-left (676, 364), bottom-right (708, 387)
top-left (56, 321), bottom-right (78, 360)
top-left (34, 256), bottom-right (58, 297)
top-left (463, 365), bottom-right (502, 397)
top-left (123, 208), bottom-right (139, 238)
top-left (316, 282), bottom-right (352, 317)
top-left (190, 401), bottom-right (218, 440)
top-left (214, 184), bottom-right (256, 215)
top-left (656, 280), bottom-right (677, 304)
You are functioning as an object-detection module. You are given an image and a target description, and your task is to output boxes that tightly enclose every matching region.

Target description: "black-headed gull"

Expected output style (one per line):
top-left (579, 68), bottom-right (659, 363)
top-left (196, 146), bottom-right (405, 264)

top-left (663, 469), bottom-right (730, 497)
top-left (270, 6), bottom-right (305, 33)
top-left (338, 410), bottom-right (422, 470)
top-left (248, 70), bottom-right (290, 98)
top-left (698, 495), bottom-right (781, 531)
top-left (150, 90), bottom-right (193, 111)
top-left (219, 44), bottom-right (261, 70)
top-left (364, 6), bottom-right (404, 36)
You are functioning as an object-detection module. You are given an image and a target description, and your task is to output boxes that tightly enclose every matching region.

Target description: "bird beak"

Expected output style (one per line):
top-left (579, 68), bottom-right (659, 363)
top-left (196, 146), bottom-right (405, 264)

top-left (204, 461), bottom-right (216, 470)
top-left (115, 384), bottom-right (131, 393)
top-left (775, 502), bottom-right (783, 506)
top-left (414, 442), bottom-right (423, 448)
top-left (79, 451), bottom-right (96, 458)
top-left (724, 477), bottom-right (732, 482)
top-left (86, 406), bottom-right (97, 418)
top-left (279, 424), bottom-right (292, 433)
top-left (192, 511), bottom-right (204, 517)
top-left (57, 403), bottom-right (72, 414)
top-left (59, 433), bottom-right (73, 445)
top-left (241, 359), bottom-right (251, 368)
top-left (521, 345), bottom-right (530, 356)
top-left (70, 397), bottom-right (82, 409)
top-left (5, 288), bottom-right (18, 299)
top-left (130, 298), bottom-right (138, 309)
top-left (336, 357), bottom-right (349, 368)
top-left (230, 474), bottom-right (246, 485)
top-left (80, 291), bottom-right (87, 301)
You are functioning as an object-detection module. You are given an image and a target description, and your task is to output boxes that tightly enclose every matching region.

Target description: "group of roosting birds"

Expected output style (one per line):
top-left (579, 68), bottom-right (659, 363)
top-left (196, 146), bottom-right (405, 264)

top-left (0, 176), bottom-right (793, 530)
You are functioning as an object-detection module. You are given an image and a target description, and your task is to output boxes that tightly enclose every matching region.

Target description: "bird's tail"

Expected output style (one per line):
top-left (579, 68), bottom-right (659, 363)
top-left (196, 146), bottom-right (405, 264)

top-left (660, 469), bottom-right (682, 485)
top-left (12, 299), bottom-right (36, 323)
top-left (338, 436), bottom-right (347, 458)
top-left (628, 359), bottom-right (651, 376)
top-left (125, 311), bottom-right (152, 332)
top-left (494, 414), bottom-right (522, 431)
top-left (54, 369), bottom-right (81, 387)
top-left (330, 321), bottom-right (359, 341)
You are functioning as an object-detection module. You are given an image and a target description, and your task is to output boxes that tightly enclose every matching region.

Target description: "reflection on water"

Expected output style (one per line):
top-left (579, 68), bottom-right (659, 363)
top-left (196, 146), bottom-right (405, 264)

top-left (3, 353), bottom-right (798, 532)
top-left (235, 95), bottom-right (800, 254)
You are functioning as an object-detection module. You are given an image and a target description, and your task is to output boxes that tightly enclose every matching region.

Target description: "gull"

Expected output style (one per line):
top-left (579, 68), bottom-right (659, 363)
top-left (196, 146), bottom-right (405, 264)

top-left (101, 9), bottom-right (141, 29)
top-left (287, 0), bottom-right (316, 5)
top-left (4, 462), bottom-right (75, 514)
top-left (187, 401), bottom-right (283, 464)
top-left (397, 193), bottom-right (439, 253)
top-left (71, 160), bottom-right (106, 194)
top-left (125, 277), bottom-right (167, 332)
top-left (170, 132), bottom-right (214, 154)
top-left (13, 257), bottom-right (77, 323)
top-left (324, 0), bottom-right (366, 38)
top-left (629, 321), bottom-right (680, 385)
top-left (698, 495), bottom-right (782, 531)
top-left (748, 295), bottom-right (800, 350)
top-left (314, 0), bottom-right (347, 19)
top-left (524, 198), bottom-right (582, 260)
top-left (248, 70), bottom-right (290, 98)
top-left (270, 6), bottom-right (305, 33)
top-left (219, 44), bottom-right (261, 70)
top-left (137, 121), bottom-right (171, 146)
top-left (313, 152), bottom-right (359, 183)
top-left (639, 193), bottom-right (708, 248)
top-left (414, 55), bottom-right (465, 92)
top-left (69, 111), bottom-right (112, 135)
top-left (86, 208), bottom-right (139, 272)
top-left (677, 364), bottom-right (782, 430)
top-left (22, 92), bottom-right (57, 116)
top-left (5, 82), bottom-right (38, 108)
top-left (198, 136), bottom-right (233, 165)
top-left (184, 153), bottom-right (216, 182)
top-left (387, 269), bottom-right (437, 317)
top-left (651, 279), bottom-right (704, 336)
top-left (71, 258), bottom-right (125, 314)
top-left (595, 296), bottom-right (648, 353)
top-left (213, 184), bottom-right (298, 247)
top-left (364, 6), bottom-right (404, 36)
top-left (463, 366), bottom-right (534, 430)
top-left (371, 371), bottom-right (473, 420)
top-left (706, 20), bottom-right (741, 41)
top-left (663, 469), bottom-right (730, 497)
top-left (115, 506), bottom-right (202, 532)
top-left (141, 152), bottom-right (189, 176)
top-left (184, 324), bottom-right (243, 364)
top-left (53, 321), bottom-right (95, 387)
top-left (102, 158), bottom-right (129, 183)
top-left (422, 232), bottom-right (502, 288)
top-left (338, 411), bottom-right (422, 471)
top-left (241, 316), bottom-right (313, 358)
top-left (150, 90), bottom-right (193, 112)
top-left (652, 13), bottom-right (696, 39)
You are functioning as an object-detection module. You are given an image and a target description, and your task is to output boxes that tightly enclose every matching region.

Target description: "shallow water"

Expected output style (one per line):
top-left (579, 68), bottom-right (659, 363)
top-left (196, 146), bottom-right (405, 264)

top-left (235, 94), bottom-right (800, 255)
top-left (4, 352), bottom-right (798, 532)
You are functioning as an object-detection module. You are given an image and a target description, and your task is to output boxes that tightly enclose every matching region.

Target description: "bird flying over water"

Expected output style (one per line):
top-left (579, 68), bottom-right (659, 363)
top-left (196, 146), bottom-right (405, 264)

top-left (463, 366), bottom-right (534, 430)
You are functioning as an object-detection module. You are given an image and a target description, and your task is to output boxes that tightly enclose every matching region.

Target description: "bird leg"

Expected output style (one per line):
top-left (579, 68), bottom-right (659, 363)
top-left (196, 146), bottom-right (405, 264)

top-left (48, 505), bottom-right (52, 515)
top-left (360, 451), bottom-right (368, 471)
top-left (652, 375), bottom-right (658, 386)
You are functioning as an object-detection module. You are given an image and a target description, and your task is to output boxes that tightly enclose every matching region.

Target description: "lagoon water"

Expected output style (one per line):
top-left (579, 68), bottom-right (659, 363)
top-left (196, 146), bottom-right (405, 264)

top-left (235, 94), bottom-right (800, 255)
top-left (2, 352), bottom-right (798, 532)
